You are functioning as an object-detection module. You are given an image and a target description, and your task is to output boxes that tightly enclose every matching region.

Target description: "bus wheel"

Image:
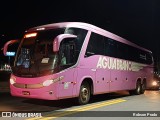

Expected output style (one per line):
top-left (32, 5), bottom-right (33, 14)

top-left (129, 81), bottom-right (141, 95)
top-left (140, 81), bottom-right (146, 94)
top-left (78, 82), bottom-right (91, 105)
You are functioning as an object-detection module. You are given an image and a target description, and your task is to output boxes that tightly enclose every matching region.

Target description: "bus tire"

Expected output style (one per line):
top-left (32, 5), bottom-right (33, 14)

top-left (129, 80), bottom-right (141, 95)
top-left (77, 82), bottom-right (91, 105)
top-left (140, 80), bottom-right (146, 94)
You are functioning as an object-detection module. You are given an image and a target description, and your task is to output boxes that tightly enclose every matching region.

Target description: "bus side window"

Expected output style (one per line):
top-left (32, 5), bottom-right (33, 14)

top-left (116, 42), bottom-right (128, 60)
top-left (105, 38), bottom-right (117, 57)
top-left (85, 32), bottom-right (104, 57)
top-left (146, 53), bottom-right (153, 64)
top-left (59, 39), bottom-right (76, 66)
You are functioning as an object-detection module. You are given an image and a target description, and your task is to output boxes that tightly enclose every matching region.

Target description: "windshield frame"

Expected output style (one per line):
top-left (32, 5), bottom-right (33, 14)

top-left (12, 27), bottom-right (87, 77)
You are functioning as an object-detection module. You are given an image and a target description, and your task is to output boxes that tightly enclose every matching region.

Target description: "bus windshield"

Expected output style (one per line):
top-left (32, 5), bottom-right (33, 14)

top-left (12, 28), bottom-right (87, 77)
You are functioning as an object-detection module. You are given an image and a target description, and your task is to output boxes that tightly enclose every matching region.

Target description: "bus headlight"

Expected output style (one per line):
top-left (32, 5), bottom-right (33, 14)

top-left (152, 81), bottom-right (158, 86)
top-left (42, 76), bottom-right (64, 87)
top-left (10, 77), bottom-right (16, 85)
top-left (42, 80), bottom-right (53, 86)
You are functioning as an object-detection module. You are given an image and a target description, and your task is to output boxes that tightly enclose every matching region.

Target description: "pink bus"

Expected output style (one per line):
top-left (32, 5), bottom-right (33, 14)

top-left (4, 22), bottom-right (154, 104)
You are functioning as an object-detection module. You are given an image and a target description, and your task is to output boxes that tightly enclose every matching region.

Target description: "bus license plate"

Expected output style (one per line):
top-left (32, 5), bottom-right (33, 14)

top-left (22, 91), bottom-right (30, 95)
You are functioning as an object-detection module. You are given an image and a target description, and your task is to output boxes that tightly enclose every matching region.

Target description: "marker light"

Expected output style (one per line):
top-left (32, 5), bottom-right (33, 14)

top-left (152, 81), bottom-right (158, 86)
top-left (10, 78), bottom-right (16, 85)
top-left (24, 32), bottom-right (37, 38)
top-left (36, 27), bottom-right (45, 31)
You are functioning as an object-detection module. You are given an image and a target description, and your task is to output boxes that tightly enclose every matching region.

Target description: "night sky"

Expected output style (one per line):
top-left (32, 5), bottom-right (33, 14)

top-left (0, 0), bottom-right (160, 63)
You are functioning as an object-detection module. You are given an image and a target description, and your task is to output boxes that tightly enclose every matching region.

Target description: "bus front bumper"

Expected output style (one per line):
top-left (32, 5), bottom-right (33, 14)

top-left (10, 84), bottom-right (58, 100)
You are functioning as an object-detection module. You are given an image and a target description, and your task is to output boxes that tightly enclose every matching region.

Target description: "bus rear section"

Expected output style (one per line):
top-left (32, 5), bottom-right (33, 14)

top-left (83, 31), bottom-right (153, 95)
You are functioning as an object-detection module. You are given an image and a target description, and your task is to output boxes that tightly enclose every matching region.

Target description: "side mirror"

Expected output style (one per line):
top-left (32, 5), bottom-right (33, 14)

top-left (53, 34), bottom-right (77, 52)
top-left (3, 40), bottom-right (19, 56)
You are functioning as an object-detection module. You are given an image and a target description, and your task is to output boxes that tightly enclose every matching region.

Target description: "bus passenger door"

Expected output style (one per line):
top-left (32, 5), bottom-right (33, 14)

top-left (58, 41), bottom-right (77, 99)
top-left (58, 68), bottom-right (76, 99)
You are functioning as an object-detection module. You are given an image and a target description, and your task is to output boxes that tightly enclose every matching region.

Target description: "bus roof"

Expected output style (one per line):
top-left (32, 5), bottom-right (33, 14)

top-left (27, 22), bottom-right (152, 53)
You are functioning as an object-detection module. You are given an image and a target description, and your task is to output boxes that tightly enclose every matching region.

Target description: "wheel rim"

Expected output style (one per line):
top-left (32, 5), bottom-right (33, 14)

top-left (80, 87), bottom-right (89, 102)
